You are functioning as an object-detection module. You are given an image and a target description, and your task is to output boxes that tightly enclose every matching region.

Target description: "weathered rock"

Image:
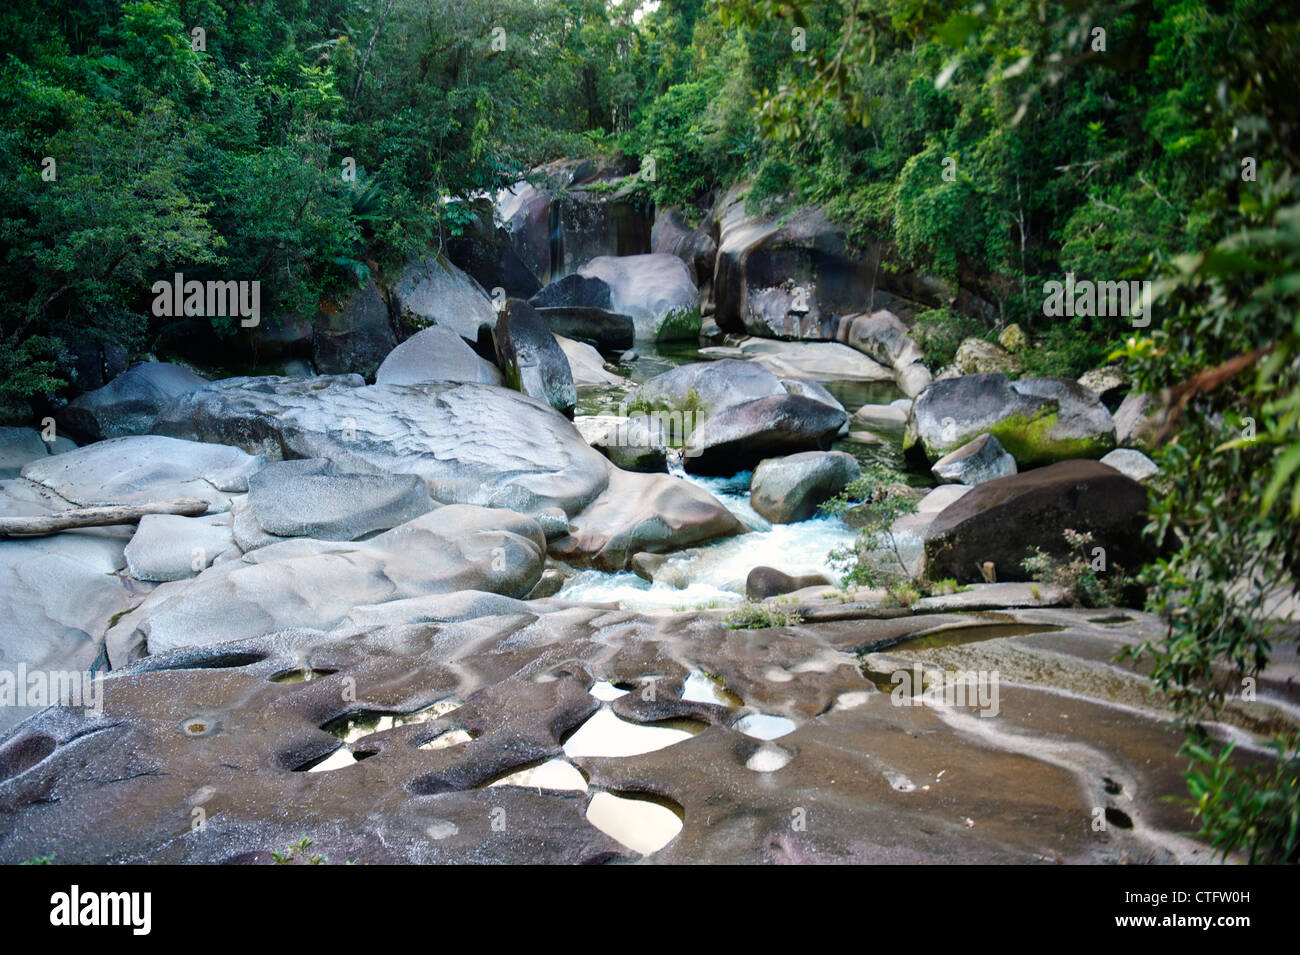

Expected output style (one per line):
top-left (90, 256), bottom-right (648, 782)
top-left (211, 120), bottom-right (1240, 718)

top-left (906, 373), bottom-right (1115, 465)
top-left (577, 254), bottom-right (700, 342)
top-left (684, 395), bottom-right (848, 476)
top-left (375, 325), bottom-right (503, 386)
top-left (0, 427), bottom-right (51, 477)
top-left (153, 377), bottom-right (610, 519)
top-left (391, 254), bottom-right (499, 343)
top-left (550, 469), bottom-right (745, 571)
top-left (21, 435), bottom-right (265, 511)
top-left (493, 299), bottom-right (577, 418)
top-left (576, 416), bottom-right (668, 473)
top-left (931, 433), bottom-right (1018, 486)
top-left (533, 307), bottom-right (636, 353)
top-left (1100, 448), bottom-right (1159, 483)
top-left (750, 451), bottom-right (861, 524)
top-left (0, 600), bottom-right (1224, 864)
top-left (835, 310), bottom-right (931, 397)
top-left (311, 281), bottom-right (398, 378)
top-left (106, 504), bottom-right (547, 663)
top-left (556, 336), bottom-right (624, 389)
top-left (924, 460), bottom-right (1151, 583)
top-left (254, 314), bottom-right (314, 362)
top-left (746, 566), bottom-right (833, 601)
top-left (1077, 366), bottom-right (1127, 405)
top-left (998, 323), bottom-right (1026, 352)
top-left (954, 338), bottom-right (1019, 376)
top-left (59, 362), bottom-right (212, 442)
top-left (248, 458), bottom-right (433, 541)
top-left (124, 512), bottom-right (236, 582)
top-left (837, 310), bottom-right (923, 368)
top-left (779, 378), bottom-right (850, 437)
top-left (714, 192), bottom-right (878, 339)
top-left (495, 179), bottom-right (557, 281)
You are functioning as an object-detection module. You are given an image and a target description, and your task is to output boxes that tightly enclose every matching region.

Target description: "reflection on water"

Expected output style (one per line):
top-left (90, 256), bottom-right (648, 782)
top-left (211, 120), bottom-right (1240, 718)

top-left (586, 791), bottom-right (683, 855)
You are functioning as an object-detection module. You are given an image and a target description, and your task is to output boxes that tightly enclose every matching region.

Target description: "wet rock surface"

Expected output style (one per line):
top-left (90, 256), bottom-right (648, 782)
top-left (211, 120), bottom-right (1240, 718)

top-left (0, 605), bottom-right (1234, 864)
top-left (750, 450), bottom-right (861, 524)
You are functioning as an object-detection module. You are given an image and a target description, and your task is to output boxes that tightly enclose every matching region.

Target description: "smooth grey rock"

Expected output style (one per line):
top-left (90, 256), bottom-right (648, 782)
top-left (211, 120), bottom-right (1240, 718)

top-left (750, 451), bottom-right (861, 524)
top-left (632, 359), bottom-right (786, 419)
top-left (0, 530), bottom-right (135, 733)
top-left (1114, 392), bottom-right (1156, 447)
top-left (375, 325), bottom-right (503, 386)
top-left (746, 566), bottom-right (833, 600)
top-left (550, 469), bottom-right (745, 571)
top-left (852, 403), bottom-right (909, 437)
top-left (0, 427), bottom-right (50, 477)
top-left (153, 377), bottom-right (610, 519)
top-left (684, 394), bottom-right (848, 476)
top-left (931, 433), bottom-right (1018, 486)
top-left (577, 254), bottom-right (699, 342)
top-left (60, 362), bottom-right (211, 441)
top-left (21, 435), bottom-right (265, 510)
top-left (391, 253), bottom-right (498, 342)
top-left (556, 335), bottom-right (623, 389)
top-left (124, 512), bottom-right (235, 582)
top-left (494, 300), bottom-right (577, 418)
top-left (248, 458), bottom-right (433, 541)
top-left (106, 505), bottom-right (547, 664)
top-left (730, 338), bottom-right (893, 383)
top-left (1100, 448), bottom-right (1159, 482)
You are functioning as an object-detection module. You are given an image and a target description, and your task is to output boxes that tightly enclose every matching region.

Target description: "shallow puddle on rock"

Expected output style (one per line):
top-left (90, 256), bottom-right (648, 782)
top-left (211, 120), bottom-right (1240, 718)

top-left (489, 758), bottom-right (587, 791)
top-left (892, 622), bottom-right (1064, 653)
top-left (307, 747), bottom-right (358, 773)
top-left (270, 667), bottom-right (337, 684)
top-left (589, 680), bottom-right (631, 701)
top-left (586, 791), bottom-right (683, 855)
top-left (329, 699), bottom-right (463, 743)
top-left (682, 670), bottom-right (743, 707)
top-left (419, 728), bottom-right (473, 751)
top-left (562, 707), bottom-right (705, 758)
top-left (733, 713), bottom-right (796, 740)
top-left (746, 744), bottom-right (793, 772)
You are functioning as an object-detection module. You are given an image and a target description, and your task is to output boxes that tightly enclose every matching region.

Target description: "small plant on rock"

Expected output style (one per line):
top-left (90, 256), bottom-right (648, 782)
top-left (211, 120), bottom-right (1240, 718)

top-left (724, 601), bottom-right (804, 630)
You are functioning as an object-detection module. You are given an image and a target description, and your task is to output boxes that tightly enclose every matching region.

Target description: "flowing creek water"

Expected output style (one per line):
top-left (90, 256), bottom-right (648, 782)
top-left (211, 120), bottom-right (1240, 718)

top-left (561, 340), bottom-right (931, 610)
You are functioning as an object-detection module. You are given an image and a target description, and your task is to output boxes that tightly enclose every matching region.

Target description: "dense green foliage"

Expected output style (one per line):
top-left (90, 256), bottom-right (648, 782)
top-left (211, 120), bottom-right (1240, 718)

top-left (0, 0), bottom-right (641, 401)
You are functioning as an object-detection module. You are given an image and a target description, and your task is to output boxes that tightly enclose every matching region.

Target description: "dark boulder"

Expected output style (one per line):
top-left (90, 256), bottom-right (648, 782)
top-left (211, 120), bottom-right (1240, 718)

top-left (923, 459), bottom-right (1152, 584)
top-left (493, 300), bottom-right (577, 418)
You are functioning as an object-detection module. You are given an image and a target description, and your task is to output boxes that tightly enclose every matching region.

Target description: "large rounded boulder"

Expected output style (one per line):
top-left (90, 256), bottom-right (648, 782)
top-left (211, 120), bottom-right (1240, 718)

top-left (906, 373), bottom-right (1115, 466)
top-left (923, 459), bottom-right (1152, 583)
top-left (493, 299), bottom-right (577, 418)
top-left (750, 451), bottom-right (861, 524)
